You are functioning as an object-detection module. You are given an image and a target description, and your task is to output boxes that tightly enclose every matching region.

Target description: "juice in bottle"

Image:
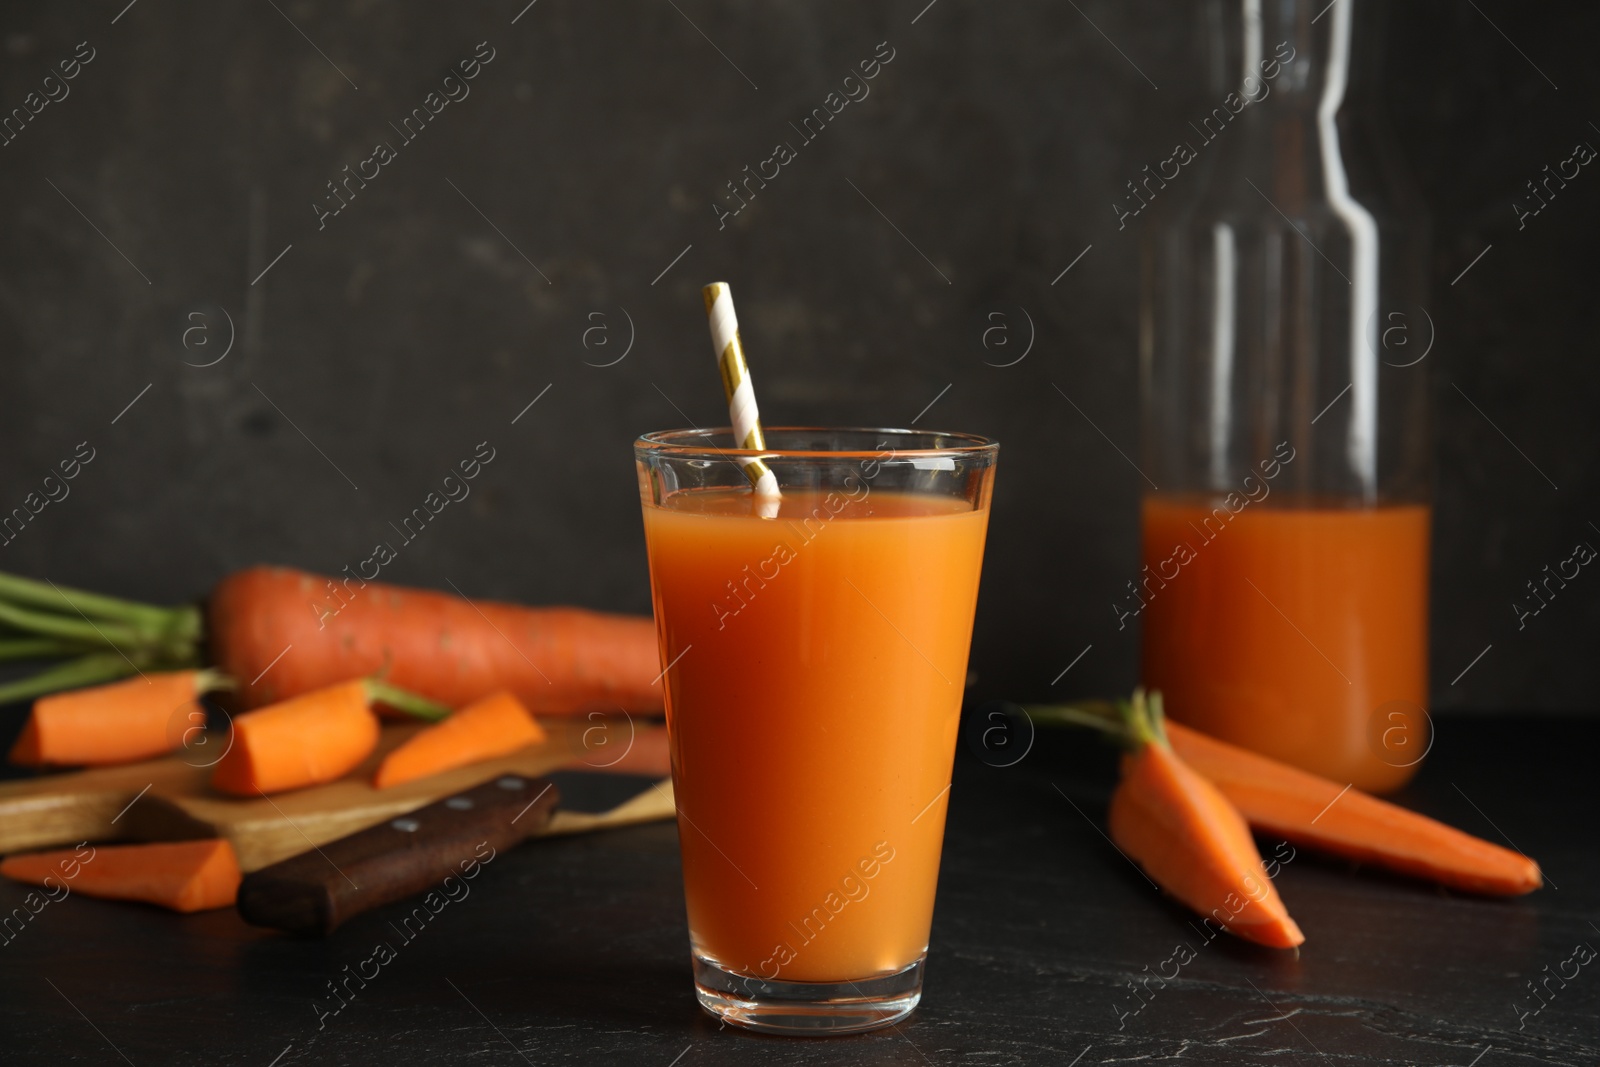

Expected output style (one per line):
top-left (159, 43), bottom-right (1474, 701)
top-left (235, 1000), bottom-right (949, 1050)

top-left (1138, 1), bottom-right (1433, 791)
top-left (1139, 495), bottom-right (1430, 793)
top-left (642, 488), bottom-right (988, 982)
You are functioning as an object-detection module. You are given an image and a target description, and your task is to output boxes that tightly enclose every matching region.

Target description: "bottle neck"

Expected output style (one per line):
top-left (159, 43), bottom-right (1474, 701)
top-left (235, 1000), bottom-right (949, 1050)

top-left (1208, 0), bottom-right (1346, 113)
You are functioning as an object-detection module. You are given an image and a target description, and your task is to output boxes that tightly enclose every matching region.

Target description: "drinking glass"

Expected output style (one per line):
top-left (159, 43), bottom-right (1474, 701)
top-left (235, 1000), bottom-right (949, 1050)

top-left (635, 427), bottom-right (997, 1034)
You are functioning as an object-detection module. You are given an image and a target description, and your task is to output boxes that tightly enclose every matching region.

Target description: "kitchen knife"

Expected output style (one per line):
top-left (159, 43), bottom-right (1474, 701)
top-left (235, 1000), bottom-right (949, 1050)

top-left (236, 769), bottom-right (666, 935)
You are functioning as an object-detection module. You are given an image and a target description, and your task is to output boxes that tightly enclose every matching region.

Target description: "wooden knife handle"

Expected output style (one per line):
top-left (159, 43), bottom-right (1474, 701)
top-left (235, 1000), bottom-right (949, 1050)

top-left (236, 773), bottom-right (559, 935)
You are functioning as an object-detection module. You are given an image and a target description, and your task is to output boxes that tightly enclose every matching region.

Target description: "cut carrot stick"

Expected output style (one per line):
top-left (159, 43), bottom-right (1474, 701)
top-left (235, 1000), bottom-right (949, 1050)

top-left (211, 678), bottom-right (447, 795)
top-left (1165, 717), bottom-right (1542, 896)
top-left (1106, 692), bottom-right (1304, 949)
top-left (212, 680), bottom-right (375, 795)
top-left (1, 839), bottom-right (241, 912)
top-left (8, 669), bottom-right (231, 767)
top-left (374, 690), bottom-right (548, 789)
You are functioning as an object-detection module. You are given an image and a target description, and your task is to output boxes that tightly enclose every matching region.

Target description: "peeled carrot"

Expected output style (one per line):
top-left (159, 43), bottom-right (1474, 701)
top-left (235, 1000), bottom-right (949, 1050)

top-left (1106, 692), bottom-right (1304, 949)
top-left (1, 839), bottom-right (241, 912)
top-left (8, 670), bottom-right (229, 767)
top-left (1166, 718), bottom-right (1542, 896)
top-left (374, 690), bottom-right (548, 789)
top-left (1029, 695), bottom-right (1544, 898)
top-left (212, 678), bottom-right (448, 795)
top-left (212, 680), bottom-right (379, 795)
top-left (208, 566), bottom-right (663, 713)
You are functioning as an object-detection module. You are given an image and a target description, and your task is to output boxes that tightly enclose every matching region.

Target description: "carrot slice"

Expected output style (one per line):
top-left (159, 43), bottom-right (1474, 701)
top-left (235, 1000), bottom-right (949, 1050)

top-left (373, 690), bottom-right (547, 789)
top-left (211, 679), bottom-right (379, 795)
top-left (1166, 719), bottom-right (1542, 896)
top-left (8, 670), bottom-right (228, 767)
top-left (1107, 693), bottom-right (1304, 949)
top-left (1, 839), bottom-right (241, 912)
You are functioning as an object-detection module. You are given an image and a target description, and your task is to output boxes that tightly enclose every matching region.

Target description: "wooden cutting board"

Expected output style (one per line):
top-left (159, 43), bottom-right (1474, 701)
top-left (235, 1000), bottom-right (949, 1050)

top-left (0, 716), bottom-right (674, 871)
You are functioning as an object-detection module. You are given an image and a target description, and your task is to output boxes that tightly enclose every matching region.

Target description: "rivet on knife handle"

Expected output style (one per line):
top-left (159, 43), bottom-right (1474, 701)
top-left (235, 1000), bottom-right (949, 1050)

top-left (236, 774), bottom-right (560, 935)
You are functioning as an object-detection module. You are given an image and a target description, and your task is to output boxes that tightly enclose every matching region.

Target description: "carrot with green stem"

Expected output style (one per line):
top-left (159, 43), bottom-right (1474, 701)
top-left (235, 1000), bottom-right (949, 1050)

top-left (373, 689), bottom-right (547, 789)
top-left (0, 566), bottom-right (662, 716)
top-left (211, 678), bottom-right (449, 796)
top-left (9, 669), bottom-right (233, 767)
top-left (1027, 695), bottom-right (1542, 897)
top-left (1104, 690), bottom-right (1304, 948)
top-left (1, 839), bottom-right (241, 912)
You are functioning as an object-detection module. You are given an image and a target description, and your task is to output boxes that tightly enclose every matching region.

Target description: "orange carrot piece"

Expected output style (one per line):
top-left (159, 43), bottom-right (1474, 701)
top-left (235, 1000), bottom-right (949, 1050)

top-left (8, 670), bottom-right (224, 767)
top-left (1, 839), bottom-right (241, 912)
top-left (582, 721), bottom-right (672, 777)
top-left (1166, 720), bottom-right (1542, 896)
top-left (211, 680), bottom-right (378, 795)
top-left (373, 690), bottom-right (548, 789)
top-left (1107, 695), bottom-right (1304, 949)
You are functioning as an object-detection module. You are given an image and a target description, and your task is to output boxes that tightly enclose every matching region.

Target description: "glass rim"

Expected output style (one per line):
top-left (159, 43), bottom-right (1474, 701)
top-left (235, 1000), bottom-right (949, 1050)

top-left (634, 426), bottom-right (998, 461)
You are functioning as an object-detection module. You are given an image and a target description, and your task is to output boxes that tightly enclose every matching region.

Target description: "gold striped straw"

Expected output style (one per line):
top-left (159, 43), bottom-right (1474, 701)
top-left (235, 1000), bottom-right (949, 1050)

top-left (702, 282), bottom-right (781, 511)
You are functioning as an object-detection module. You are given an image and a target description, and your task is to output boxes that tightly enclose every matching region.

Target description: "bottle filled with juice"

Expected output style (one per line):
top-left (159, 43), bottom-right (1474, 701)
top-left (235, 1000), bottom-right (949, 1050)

top-left (1138, 0), bottom-right (1431, 793)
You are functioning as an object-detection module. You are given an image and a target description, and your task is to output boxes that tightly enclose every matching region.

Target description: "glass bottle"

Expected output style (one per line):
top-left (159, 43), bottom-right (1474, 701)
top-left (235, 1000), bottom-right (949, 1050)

top-left (1137, 0), bottom-right (1431, 792)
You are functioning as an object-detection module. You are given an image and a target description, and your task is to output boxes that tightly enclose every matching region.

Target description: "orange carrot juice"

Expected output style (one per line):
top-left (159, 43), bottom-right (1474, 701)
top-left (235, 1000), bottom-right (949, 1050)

top-left (1140, 496), bottom-right (1430, 793)
top-left (642, 488), bottom-right (989, 983)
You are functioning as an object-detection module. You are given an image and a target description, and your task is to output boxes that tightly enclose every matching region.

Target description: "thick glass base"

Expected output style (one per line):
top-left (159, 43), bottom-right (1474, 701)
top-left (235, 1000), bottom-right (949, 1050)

top-left (692, 954), bottom-right (924, 1035)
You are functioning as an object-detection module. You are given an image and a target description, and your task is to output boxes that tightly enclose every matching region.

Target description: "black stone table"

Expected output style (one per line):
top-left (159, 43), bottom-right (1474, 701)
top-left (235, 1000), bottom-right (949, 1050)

top-left (1, 712), bottom-right (1595, 1066)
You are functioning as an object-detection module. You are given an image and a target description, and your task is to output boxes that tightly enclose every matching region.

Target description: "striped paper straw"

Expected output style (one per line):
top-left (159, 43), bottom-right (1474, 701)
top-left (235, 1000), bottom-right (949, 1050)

top-left (702, 282), bottom-right (781, 506)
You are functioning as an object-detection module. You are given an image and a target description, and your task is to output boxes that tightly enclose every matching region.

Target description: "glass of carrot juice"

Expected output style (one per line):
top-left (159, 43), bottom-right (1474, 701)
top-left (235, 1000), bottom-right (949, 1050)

top-left (635, 427), bottom-right (997, 1035)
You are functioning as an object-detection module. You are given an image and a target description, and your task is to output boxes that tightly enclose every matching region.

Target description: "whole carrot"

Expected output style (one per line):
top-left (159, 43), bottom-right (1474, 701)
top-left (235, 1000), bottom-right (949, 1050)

top-left (1, 839), bottom-right (241, 913)
top-left (0, 567), bottom-right (664, 716)
top-left (1106, 692), bottom-right (1304, 949)
top-left (208, 567), bottom-right (663, 713)
top-left (1165, 719), bottom-right (1541, 896)
top-left (374, 690), bottom-right (548, 789)
top-left (8, 669), bottom-right (230, 767)
top-left (211, 679), bottom-right (446, 796)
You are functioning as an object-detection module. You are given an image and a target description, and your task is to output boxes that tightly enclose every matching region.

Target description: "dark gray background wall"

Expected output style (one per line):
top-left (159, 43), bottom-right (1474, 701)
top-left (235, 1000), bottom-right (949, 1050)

top-left (0, 1), bottom-right (1593, 711)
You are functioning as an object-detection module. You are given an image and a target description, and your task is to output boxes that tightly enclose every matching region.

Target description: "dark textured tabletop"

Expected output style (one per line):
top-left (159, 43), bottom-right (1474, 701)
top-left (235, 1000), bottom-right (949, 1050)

top-left (1, 712), bottom-right (1594, 1066)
